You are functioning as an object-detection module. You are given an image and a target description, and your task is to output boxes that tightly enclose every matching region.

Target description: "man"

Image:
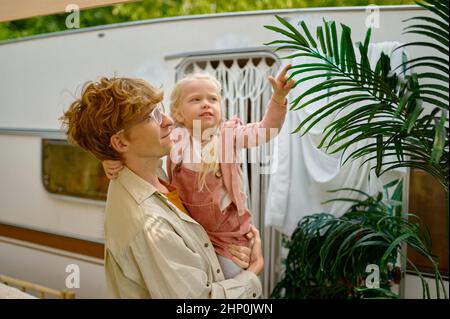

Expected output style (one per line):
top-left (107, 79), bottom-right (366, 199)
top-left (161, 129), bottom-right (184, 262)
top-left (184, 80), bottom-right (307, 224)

top-left (61, 77), bottom-right (263, 298)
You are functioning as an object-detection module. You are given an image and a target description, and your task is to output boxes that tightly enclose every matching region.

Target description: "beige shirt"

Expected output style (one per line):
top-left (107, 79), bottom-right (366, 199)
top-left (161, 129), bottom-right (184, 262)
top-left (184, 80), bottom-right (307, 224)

top-left (104, 166), bottom-right (262, 299)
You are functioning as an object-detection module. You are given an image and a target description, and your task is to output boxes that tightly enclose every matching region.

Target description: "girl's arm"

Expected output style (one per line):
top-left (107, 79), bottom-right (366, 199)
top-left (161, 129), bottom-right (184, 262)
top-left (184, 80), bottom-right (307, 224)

top-left (233, 64), bottom-right (295, 149)
top-left (261, 63), bottom-right (295, 130)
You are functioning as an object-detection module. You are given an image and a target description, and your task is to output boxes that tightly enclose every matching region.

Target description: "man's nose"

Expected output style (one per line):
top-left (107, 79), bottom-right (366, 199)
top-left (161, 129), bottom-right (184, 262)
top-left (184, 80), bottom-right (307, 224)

top-left (161, 112), bottom-right (174, 127)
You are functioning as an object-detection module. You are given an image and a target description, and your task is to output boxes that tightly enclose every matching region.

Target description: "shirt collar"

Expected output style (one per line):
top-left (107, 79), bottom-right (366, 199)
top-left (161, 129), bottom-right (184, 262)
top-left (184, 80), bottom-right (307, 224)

top-left (116, 166), bottom-right (199, 225)
top-left (159, 178), bottom-right (176, 193)
top-left (117, 166), bottom-right (157, 205)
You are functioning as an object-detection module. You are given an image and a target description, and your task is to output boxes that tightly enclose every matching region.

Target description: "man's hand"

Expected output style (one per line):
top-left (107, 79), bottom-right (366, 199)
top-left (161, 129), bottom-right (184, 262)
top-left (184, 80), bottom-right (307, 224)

top-left (239, 226), bottom-right (264, 276)
top-left (229, 244), bottom-right (251, 269)
top-left (228, 226), bottom-right (262, 272)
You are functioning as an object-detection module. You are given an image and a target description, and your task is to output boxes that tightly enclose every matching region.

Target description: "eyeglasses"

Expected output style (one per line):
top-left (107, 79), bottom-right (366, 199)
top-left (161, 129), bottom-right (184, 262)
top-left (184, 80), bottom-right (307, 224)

top-left (115, 103), bottom-right (164, 135)
top-left (148, 102), bottom-right (164, 126)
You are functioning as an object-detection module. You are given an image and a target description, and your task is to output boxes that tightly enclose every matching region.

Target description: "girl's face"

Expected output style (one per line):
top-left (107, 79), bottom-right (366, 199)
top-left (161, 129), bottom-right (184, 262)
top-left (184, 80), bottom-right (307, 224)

top-left (175, 79), bottom-right (222, 131)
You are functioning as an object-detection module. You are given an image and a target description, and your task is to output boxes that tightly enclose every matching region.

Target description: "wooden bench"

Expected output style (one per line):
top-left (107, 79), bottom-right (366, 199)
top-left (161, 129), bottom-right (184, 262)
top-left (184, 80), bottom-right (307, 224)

top-left (0, 274), bottom-right (75, 299)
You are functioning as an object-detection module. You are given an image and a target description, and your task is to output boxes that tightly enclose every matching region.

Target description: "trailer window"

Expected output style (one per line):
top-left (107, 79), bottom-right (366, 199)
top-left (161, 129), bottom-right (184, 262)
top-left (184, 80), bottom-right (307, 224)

top-left (42, 139), bottom-right (108, 201)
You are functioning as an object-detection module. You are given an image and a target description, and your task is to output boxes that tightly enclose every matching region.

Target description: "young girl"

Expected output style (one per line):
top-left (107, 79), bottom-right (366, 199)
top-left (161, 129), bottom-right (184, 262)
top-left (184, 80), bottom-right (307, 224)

top-left (104, 65), bottom-right (294, 278)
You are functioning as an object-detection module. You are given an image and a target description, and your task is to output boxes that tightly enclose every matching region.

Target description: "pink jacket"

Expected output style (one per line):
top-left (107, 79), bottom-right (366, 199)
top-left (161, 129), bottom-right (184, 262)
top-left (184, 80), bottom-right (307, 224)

top-left (168, 98), bottom-right (287, 217)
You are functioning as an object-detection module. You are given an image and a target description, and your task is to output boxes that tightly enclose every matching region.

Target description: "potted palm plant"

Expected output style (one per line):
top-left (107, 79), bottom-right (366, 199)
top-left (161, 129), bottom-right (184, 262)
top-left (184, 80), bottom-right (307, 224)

top-left (271, 180), bottom-right (447, 298)
top-left (265, 0), bottom-right (448, 298)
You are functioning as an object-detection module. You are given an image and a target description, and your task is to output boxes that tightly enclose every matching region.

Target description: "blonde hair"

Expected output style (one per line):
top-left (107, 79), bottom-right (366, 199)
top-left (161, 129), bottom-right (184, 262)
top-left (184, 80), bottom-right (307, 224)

top-left (170, 73), bottom-right (223, 190)
top-left (61, 77), bottom-right (163, 160)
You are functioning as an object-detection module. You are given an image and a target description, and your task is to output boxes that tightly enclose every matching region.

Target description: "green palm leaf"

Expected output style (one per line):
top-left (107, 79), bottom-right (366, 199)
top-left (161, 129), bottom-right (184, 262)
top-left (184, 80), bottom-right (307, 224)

top-left (264, 0), bottom-right (448, 192)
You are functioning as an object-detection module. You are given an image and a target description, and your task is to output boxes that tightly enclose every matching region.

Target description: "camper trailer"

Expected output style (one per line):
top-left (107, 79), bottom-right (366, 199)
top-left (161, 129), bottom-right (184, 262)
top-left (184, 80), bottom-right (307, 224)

top-left (0, 5), bottom-right (448, 299)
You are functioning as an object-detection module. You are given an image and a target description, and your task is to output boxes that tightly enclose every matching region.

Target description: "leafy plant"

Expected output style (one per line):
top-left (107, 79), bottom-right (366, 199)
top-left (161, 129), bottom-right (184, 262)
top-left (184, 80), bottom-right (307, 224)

top-left (264, 0), bottom-right (448, 193)
top-left (271, 180), bottom-right (447, 299)
top-left (265, 0), bottom-right (448, 298)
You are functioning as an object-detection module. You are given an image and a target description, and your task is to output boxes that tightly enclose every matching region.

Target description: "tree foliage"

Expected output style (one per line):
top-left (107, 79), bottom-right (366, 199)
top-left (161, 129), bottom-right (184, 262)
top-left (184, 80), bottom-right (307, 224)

top-left (0, 0), bottom-right (413, 41)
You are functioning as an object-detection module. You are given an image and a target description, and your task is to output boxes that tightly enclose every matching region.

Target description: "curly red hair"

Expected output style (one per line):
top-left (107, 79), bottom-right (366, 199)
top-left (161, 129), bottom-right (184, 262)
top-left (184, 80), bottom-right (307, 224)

top-left (61, 77), bottom-right (163, 160)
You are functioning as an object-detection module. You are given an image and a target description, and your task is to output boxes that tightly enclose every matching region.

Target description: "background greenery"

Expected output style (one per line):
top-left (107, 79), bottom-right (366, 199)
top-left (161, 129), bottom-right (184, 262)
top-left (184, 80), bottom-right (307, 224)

top-left (0, 0), bottom-right (413, 42)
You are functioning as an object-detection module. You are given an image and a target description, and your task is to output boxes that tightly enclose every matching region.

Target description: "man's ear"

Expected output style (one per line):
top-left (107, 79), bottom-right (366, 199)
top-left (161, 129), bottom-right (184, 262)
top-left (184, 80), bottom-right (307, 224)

top-left (110, 134), bottom-right (129, 154)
